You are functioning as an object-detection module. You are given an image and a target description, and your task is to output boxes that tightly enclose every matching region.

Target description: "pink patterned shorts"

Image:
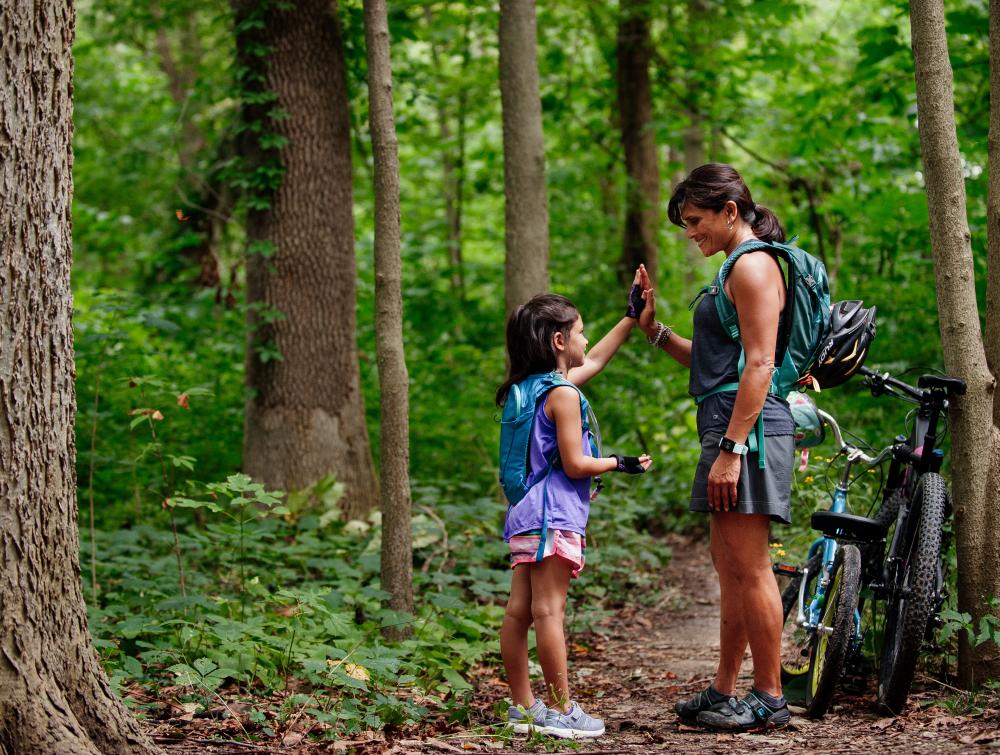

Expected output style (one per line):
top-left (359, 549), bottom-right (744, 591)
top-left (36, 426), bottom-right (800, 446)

top-left (508, 528), bottom-right (586, 578)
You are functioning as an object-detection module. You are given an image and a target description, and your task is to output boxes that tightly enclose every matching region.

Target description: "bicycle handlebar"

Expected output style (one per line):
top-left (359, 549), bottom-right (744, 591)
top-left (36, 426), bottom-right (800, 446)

top-left (816, 408), bottom-right (889, 466)
top-left (857, 366), bottom-right (924, 402)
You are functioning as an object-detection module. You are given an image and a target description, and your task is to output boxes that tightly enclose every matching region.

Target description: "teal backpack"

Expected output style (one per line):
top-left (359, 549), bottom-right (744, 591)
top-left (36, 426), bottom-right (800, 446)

top-left (498, 372), bottom-right (600, 506)
top-left (691, 238), bottom-right (832, 468)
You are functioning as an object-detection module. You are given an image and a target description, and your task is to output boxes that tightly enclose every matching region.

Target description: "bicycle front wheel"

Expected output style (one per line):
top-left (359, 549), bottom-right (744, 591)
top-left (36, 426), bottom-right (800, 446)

top-left (806, 544), bottom-right (861, 718)
top-left (878, 473), bottom-right (948, 715)
top-left (778, 553), bottom-right (822, 683)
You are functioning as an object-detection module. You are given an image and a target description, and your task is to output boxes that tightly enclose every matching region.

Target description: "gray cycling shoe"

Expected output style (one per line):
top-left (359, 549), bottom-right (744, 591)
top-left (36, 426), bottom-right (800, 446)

top-left (696, 690), bottom-right (791, 732)
top-left (674, 685), bottom-right (729, 723)
top-left (506, 699), bottom-right (547, 734)
top-left (542, 701), bottom-right (605, 739)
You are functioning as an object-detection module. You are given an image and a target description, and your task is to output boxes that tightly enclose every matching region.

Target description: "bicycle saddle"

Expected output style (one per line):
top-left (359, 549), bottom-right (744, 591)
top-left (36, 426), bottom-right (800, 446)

top-left (811, 511), bottom-right (886, 542)
top-left (918, 374), bottom-right (966, 395)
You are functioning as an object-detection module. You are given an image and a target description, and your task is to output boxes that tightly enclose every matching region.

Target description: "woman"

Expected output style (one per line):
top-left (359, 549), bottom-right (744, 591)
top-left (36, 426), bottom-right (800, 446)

top-left (638, 163), bottom-right (793, 732)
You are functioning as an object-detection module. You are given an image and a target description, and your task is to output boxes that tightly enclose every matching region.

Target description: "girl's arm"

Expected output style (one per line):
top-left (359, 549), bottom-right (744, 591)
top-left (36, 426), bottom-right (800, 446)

top-left (547, 387), bottom-right (619, 478)
top-left (707, 253), bottom-right (784, 511)
top-left (566, 317), bottom-right (636, 387)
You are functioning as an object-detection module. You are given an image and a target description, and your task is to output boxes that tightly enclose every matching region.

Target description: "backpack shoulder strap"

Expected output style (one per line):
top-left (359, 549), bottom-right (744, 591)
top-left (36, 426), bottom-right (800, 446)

top-left (532, 373), bottom-right (592, 431)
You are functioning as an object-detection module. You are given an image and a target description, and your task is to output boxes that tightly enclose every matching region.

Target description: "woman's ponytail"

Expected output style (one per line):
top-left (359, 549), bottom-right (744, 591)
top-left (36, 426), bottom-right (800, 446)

top-left (749, 204), bottom-right (785, 244)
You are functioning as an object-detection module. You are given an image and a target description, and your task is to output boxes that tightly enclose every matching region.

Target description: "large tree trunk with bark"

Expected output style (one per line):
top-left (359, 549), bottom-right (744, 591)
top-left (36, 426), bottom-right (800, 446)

top-left (910, 0), bottom-right (1000, 685)
top-left (234, 0), bottom-right (379, 519)
top-left (979, 0), bottom-right (1000, 685)
top-left (0, 3), bottom-right (158, 752)
top-left (499, 0), bottom-right (549, 316)
top-left (617, 0), bottom-right (660, 284)
top-left (364, 0), bottom-right (414, 637)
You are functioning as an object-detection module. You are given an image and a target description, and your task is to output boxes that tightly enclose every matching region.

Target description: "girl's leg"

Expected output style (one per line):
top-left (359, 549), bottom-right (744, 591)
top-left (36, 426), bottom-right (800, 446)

top-left (529, 555), bottom-right (574, 712)
top-left (710, 514), bottom-right (746, 696)
top-left (500, 564), bottom-right (535, 708)
top-left (712, 512), bottom-right (783, 697)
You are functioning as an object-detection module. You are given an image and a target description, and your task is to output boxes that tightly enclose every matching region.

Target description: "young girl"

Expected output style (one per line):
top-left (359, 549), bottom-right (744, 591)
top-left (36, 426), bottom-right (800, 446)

top-left (495, 288), bottom-right (652, 739)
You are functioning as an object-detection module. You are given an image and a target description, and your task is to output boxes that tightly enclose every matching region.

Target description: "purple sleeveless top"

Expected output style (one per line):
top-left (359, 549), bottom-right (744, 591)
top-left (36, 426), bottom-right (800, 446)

top-left (503, 395), bottom-right (593, 541)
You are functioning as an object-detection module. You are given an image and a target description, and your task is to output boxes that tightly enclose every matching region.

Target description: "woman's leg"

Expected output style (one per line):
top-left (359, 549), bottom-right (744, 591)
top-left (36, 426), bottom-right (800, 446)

top-left (500, 564), bottom-right (535, 708)
top-left (710, 515), bottom-right (746, 696)
top-left (530, 555), bottom-right (574, 712)
top-left (712, 512), bottom-right (783, 697)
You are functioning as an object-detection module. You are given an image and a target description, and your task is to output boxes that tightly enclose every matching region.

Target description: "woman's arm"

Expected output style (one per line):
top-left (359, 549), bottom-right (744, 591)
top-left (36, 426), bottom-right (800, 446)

top-left (566, 316), bottom-right (636, 387)
top-left (707, 253), bottom-right (785, 511)
top-left (638, 288), bottom-right (693, 368)
top-left (547, 386), bottom-right (619, 478)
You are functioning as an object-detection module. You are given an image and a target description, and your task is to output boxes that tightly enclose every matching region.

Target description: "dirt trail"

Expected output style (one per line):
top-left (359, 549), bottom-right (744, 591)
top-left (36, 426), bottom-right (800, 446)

top-left (443, 533), bottom-right (999, 754)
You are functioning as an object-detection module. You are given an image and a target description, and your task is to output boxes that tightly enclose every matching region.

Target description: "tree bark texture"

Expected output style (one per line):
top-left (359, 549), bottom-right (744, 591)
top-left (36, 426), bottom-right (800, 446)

top-left (235, 0), bottom-right (379, 519)
top-left (363, 0), bottom-right (414, 632)
top-left (0, 3), bottom-right (158, 752)
top-left (499, 0), bottom-right (549, 317)
top-left (617, 0), bottom-right (660, 284)
top-left (979, 0), bottom-right (1000, 683)
top-left (910, 0), bottom-right (1000, 685)
top-left (989, 0), bottom-right (1000, 424)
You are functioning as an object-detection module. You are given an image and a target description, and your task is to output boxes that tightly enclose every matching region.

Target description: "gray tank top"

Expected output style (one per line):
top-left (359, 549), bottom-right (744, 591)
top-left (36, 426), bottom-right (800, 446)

top-left (689, 254), bottom-right (794, 438)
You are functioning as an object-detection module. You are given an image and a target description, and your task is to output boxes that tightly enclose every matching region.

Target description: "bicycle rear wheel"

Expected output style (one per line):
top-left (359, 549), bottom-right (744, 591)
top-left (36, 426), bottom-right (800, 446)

top-left (778, 553), bottom-right (821, 683)
top-left (877, 473), bottom-right (948, 715)
top-left (806, 544), bottom-right (861, 718)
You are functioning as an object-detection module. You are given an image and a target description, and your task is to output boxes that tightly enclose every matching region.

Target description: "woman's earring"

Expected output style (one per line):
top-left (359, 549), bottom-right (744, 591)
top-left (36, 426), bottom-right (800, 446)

top-left (727, 216), bottom-right (734, 229)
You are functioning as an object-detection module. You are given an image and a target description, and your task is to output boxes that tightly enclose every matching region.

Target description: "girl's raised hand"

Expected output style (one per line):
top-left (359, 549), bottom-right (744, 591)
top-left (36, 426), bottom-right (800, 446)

top-left (625, 268), bottom-right (645, 319)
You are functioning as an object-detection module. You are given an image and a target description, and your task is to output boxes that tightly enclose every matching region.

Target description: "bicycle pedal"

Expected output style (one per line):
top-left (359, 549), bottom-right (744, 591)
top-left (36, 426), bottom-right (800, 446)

top-left (773, 563), bottom-right (802, 576)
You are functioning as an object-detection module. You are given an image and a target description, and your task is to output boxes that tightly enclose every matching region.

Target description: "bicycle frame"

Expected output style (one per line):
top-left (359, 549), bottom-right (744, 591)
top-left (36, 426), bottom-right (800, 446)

top-left (793, 410), bottom-right (877, 636)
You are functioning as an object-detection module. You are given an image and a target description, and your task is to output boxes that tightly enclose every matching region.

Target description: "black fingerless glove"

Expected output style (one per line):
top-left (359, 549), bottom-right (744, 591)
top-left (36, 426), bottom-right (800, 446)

top-left (625, 283), bottom-right (645, 319)
top-left (610, 454), bottom-right (646, 474)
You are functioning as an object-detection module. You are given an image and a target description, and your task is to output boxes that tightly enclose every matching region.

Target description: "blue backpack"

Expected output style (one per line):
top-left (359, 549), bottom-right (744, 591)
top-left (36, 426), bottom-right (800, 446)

top-left (498, 372), bottom-right (600, 506)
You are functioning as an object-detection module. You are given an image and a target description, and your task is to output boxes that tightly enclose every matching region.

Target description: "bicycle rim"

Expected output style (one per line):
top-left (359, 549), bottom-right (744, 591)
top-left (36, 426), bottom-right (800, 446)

top-left (806, 544), bottom-right (861, 718)
top-left (779, 553), bottom-right (822, 682)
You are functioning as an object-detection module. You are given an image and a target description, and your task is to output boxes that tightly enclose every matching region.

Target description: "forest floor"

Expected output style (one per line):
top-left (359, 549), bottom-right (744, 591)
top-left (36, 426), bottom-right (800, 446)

top-left (151, 533), bottom-right (1000, 754)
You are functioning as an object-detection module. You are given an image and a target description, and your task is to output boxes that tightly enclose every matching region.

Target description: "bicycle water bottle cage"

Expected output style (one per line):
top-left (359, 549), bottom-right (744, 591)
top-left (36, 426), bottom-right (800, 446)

top-left (811, 511), bottom-right (886, 542)
top-left (918, 374), bottom-right (966, 396)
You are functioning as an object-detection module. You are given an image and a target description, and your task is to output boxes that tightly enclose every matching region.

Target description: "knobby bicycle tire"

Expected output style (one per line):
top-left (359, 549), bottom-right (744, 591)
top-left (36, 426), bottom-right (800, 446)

top-left (873, 485), bottom-right (909, 530)
top-left (806, 544), bottom-right (862, 718)
top-left (779, 553), bottom-right (822, 682)
top-left (877, 473), bottom-right (948, 715)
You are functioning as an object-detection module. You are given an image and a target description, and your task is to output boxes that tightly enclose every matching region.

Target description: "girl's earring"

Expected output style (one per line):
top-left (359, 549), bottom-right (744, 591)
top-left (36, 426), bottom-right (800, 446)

top-left (727, 217), bottom-right (734, 229)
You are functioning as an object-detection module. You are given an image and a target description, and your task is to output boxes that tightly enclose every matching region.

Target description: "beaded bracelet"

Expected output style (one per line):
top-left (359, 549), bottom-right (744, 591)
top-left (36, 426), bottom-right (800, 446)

top-left (646, 321), bottom-right (673, 349)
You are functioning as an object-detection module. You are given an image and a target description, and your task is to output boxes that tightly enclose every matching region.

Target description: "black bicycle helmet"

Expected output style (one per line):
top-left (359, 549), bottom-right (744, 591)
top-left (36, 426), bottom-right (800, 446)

top-left (801, 300), bottom-right (877, 390)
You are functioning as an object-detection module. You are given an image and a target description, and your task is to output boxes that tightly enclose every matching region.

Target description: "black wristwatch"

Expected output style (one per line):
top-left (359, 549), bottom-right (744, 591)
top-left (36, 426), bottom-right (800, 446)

top-left (718, 436), bottom-right (749, 456)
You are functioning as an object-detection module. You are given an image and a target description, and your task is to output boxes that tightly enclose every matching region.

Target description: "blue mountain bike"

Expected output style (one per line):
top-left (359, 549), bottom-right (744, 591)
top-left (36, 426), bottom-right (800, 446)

top-left (775, 366), bottom-right (965, 717)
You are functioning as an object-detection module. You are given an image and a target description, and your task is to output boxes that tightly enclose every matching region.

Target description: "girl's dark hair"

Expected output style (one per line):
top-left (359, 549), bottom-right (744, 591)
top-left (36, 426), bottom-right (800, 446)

top-left (667, 163), bottom-right (785, 243)
top-left (495, 293), bottom-right (579, 406)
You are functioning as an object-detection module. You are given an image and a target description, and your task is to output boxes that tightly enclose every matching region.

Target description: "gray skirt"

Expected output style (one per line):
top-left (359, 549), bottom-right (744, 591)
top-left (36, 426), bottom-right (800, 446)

top-left (690, 431), bottom-right (794, 524)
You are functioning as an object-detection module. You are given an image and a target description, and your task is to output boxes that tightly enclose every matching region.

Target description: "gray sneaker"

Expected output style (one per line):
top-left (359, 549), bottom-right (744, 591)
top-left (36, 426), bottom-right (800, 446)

top-left (542, 701), bottom-right (605, 739)
top-left (507, 699), bottom-right (547, 734)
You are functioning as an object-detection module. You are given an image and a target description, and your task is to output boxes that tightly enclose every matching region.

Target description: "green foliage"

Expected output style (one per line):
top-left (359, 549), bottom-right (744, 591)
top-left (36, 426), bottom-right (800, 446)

top-left (88, 477), bottom-right (669, 736)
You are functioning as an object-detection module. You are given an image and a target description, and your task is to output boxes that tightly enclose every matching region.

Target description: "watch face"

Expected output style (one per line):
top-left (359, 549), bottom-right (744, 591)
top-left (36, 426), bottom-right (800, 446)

top-left (719, 437), bottom-right (735, 452)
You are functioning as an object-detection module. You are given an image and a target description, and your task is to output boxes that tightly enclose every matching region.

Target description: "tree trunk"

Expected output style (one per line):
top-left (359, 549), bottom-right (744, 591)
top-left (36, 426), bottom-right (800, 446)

top-left (234, 0), bottom-right (379, 519)
top-left (682, 0), bottom-right (709, 287)
top-left (617, 0), bottom-right (660, 284)
top-left (909, 0), bottom-right (1000, 685)
top-left (499, 0), bottom-right (549, 316)
top-left (978, 0), bottom-right (1000, 684)
top-left (0, 3), bottom-right (158, 752)
top-left (363, 0), bottom-right (414, 637)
